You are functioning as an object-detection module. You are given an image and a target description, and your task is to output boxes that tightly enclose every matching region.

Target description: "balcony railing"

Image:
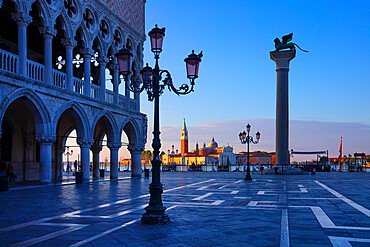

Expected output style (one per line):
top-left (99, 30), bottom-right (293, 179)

top-left (91, 84), bottom-right (100, 99)
top-left (27, 60), bottom-right (44, 82)
top-left (0, 48), bottom-right (138, 111)
top-left (73, 77), bottom-right (84, 94)
top-left (52, 69), bottom-right (66, 88)
top-left (106, 89), bottom-right (114, 104)
top-left (0, 49), bottom-right (17, 73)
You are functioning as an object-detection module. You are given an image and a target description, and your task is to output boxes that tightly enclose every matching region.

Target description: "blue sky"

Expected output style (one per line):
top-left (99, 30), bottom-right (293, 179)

top-left (137, 1), bottom-right (370, 160)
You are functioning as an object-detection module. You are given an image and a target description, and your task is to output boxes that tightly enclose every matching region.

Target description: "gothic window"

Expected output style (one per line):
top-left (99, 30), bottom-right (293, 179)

top-left (114, 30), bottom-right (121, 47)
top-left (64, 0), bottom-right (77, 18)
top-left (100, 20), bottom-right (109, 39)
top-left (83, 9), bottom-right (94, 29)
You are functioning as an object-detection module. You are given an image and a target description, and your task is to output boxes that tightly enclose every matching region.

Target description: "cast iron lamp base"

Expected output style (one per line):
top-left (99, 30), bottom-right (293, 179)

top-left (141, 206), bottom-right (170, 225)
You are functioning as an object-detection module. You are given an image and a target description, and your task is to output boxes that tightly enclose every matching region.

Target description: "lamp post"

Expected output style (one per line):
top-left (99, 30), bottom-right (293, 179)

top-left (116, 24), bottom-right (203, 225)
top-left (64, 147), bottom-right (73, 172)
top-left (239, 124), bottom-right (261, 180)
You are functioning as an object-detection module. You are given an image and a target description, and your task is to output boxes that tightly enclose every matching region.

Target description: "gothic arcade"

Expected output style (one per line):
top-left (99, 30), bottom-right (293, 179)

top-left (0, 0), bottom-right (147, 183)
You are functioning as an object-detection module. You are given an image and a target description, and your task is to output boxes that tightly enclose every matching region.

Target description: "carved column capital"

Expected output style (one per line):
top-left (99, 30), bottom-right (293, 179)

top-left (61, 38), bottom-right (77, 49)
top-left (128, 145), bottom-right (144, 153)
top-left (39, 27), bottom-right (57, 38)
top-left (90, 144), bottom-right (102, 153)
top-left (107, 142), bottom-right (121, 150)
top-left (77, 138), bottom-right (93, 148)
top-left (12, 13), bottom-right (32, 26)
top-left (81, 48), bottom-right (94, 57)
top-left (97, 56), bottom-right (109, 65)
top-left (270, 50), bottom-right (296, 70)
top-left (36, 134), bottom-right (56, 145)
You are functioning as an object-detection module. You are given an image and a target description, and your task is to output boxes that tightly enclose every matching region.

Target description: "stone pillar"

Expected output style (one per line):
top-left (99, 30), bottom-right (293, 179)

top-left (90, 144), bottom-right (102, 178)
top-left (36, 135), bottom-right (56, 184)
top-left (13, 13), bottom-right (32, 76)
top-left (129, 145), bottom-right (143, 177)
top-left (56, 146), bottom-right (65, 180)
top-left (270, 50), bottom-right (296, 167)
top-left (110, 63), bottom-right (120, 105)
top-left (125, 75), bottom-right (131, 108)
top-left (77, 139), bottom-right (93, 181)
top-left (82, 48), bottom-right (93, 97)
top-left (64, 39), bottom-right (76, 91)
top-left (108, 143), bottom-right (121, 179)
top-left (98, 57), bottom-right (108, 101)
top-left (40, 27), bottom-right (56, 85)
top-left (134, 87), bottom-right (140, 111)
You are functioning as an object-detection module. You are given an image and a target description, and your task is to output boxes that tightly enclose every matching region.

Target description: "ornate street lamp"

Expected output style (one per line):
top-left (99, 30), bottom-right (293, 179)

top-left (116, 24), bottom-right (203, 224)
top-left (239, 124), bottom-right (260, 180)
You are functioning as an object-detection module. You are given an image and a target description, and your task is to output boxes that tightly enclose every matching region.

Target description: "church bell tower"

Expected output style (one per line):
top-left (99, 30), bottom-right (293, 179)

top-left (181, 118), bottom-right (189, 154)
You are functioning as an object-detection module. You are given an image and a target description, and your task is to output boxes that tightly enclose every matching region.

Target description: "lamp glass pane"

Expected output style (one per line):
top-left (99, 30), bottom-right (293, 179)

top-left (150, 32), bottom-right (164, 53)
top-left (186, 59), bottom-right (199, 79)
top-left (117, 54), bottom-right (130, 73)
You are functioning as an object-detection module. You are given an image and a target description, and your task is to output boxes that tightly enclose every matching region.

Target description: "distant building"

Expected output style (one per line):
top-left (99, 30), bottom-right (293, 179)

top-left (162, 119), bottom-right (236, 171)
top-left (236, 151), bottom-right (272, 166)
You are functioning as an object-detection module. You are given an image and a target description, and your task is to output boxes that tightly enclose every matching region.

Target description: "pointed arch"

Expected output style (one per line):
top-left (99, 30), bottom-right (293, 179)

top-left (30, 0), bottom-right (53, 28)
top-left (53, 12), bottom-right (73, 40)
top-left (120, 117), bottom-right (141, 146)
top-left (0, 88), bottom-right (51, 135)
top-left (53, 101), bottom-right (90, 139)
top-left (92, 110), bottom-right (119, 144)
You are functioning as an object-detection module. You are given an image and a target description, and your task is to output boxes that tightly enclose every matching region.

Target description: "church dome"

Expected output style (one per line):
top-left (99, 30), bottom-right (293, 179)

top-left (208, 137), bottom-right (218, 148)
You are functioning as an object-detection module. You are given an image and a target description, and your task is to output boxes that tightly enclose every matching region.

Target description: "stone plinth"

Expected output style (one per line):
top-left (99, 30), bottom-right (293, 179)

top-left (270, 50), bottom-right (296, 167)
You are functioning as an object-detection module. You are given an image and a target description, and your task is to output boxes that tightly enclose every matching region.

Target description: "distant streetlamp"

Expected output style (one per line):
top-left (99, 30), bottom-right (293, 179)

top-left (116, 24), bottom-right (203, 225)
top-left (239, 124), bottom-right (261, 180)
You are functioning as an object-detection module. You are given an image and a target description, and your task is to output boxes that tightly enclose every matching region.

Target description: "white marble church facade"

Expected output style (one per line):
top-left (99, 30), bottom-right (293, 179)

top-left (0, 0), bottom-right (147, 183)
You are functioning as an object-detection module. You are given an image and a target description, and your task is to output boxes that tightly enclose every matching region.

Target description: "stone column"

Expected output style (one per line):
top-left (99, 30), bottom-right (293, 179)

top-left (108, 143), bottom-right (121, 179)
top-left (129, 145), bottom-right (144, 177)
top-left (98, 57), bottom-right (108, 101)
top-left (36, 135), bottom-right (56, 184)
top-left (270, 50), bottom-right (296, 167)
top-left (90, 144), bottom-right (102, 178)
top-left (125, 75), bottom-right (131, 108)
top-left (134, 87), bottom-right (140, 111)
top-left (40, 27), bottom-right (56, 85)
top-left (77, 139), bottom-right (93, 181)
top-left (110, 63), bottom-right (120, 105)
top-left (56, 146), bottom-right (65, 181)
top-left (13, 13), bottom-right (32, 76)
top-left (64, 39), bottom-right (76, 91)
top-left (82, 48), bottom-right (93, 97)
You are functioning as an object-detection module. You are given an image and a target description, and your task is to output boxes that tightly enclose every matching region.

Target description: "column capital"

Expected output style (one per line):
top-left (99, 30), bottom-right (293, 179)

top-left (77, 138), bottom-right (93, 148)
top-left (12, 12), bottom-right (32, 26)
top-left (108, 61), bottom-right (119, 71)
top-left (107, 142), bottom-right (121, 150)
top-left (62, 38), bottom-right (77, 49)
top-left (97, 56), bottom-right (109, 64)
top-left (39, 26), bottom-right (57, 38)
top-left (128, 145), bottom-right (144, 153)
top-left (90, 144), bottom-right (102, 153)
top-left (270, 50), bottom-right (296, 70)
top-left (36, 134), bottom-right (56, 145)
top-left (81, 48), bottom-right (94, 57)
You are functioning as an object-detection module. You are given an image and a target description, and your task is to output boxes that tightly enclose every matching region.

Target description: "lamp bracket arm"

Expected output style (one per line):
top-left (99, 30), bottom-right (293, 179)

top-left (160, 70), bottom-right (194, 95)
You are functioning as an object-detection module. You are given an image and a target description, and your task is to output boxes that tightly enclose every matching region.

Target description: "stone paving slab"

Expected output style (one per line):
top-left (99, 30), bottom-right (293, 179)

top-left (0, 172), bottom-right (369, 246)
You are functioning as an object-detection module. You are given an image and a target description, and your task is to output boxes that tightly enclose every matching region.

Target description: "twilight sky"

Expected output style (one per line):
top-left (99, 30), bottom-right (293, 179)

top-left (138, 0), bottom-right (370, 161)
top-left (64, 1), bottom-right (369, 163)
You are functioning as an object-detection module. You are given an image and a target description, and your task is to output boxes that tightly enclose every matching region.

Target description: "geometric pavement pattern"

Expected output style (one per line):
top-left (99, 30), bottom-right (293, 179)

top-left (0, 172), bottom-right (369, 246)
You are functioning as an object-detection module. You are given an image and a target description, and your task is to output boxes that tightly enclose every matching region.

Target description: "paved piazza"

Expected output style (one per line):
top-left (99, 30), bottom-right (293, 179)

top-left (0, 172), bottom-right (369, 247)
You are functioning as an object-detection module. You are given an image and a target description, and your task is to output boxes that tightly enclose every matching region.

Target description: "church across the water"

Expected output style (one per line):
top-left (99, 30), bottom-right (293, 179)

top-left (162, 119), bottom-right (237, 171)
